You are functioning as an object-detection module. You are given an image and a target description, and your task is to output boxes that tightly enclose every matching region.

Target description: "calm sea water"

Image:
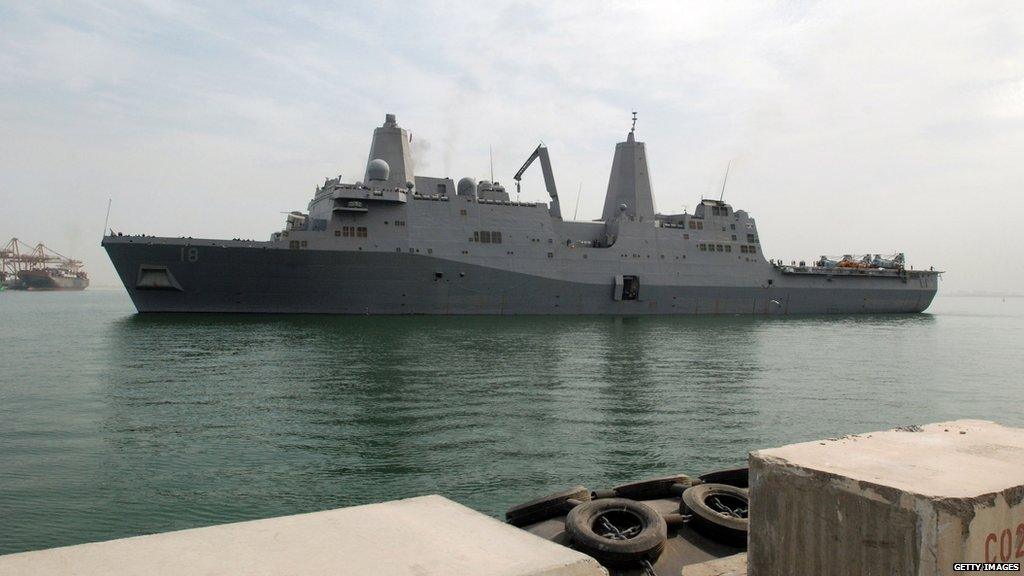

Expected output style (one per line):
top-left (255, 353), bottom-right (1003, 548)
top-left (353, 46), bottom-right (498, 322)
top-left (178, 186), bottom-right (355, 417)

top-left (1, 290), bottom-right (1021, 554)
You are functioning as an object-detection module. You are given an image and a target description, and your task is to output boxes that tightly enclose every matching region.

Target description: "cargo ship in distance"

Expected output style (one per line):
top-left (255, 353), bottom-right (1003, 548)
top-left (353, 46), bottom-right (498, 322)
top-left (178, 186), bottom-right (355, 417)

top-left (103, 113), bottom-right (939, 314)
top-left (1, 238), bottom-right (89, 291)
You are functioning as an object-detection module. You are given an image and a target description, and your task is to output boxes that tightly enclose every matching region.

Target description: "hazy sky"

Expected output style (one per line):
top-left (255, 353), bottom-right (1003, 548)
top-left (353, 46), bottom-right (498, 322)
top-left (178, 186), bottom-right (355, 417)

top-left (2, 1), bottom-right (1022, 292)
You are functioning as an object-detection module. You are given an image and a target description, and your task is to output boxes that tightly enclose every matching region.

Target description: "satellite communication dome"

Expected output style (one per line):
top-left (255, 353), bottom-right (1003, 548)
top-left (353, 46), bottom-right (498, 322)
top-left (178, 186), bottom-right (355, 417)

top-left (367, 158), bottom-right (390, 182)
top-left (457, 177), bottom-right (477, 196)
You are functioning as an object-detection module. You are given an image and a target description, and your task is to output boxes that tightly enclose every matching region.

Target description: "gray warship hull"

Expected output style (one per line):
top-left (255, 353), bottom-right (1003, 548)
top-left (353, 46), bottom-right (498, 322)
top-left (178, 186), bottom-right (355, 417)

top-left (103, 238), bottom-right (936, 315)
top-left (104, 113), bottom-right (940, 315)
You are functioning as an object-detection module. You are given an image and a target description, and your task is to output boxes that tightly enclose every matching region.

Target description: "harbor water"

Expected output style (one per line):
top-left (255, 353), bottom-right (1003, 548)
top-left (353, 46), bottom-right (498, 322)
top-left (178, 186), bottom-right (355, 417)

top-left (1, 290), bottom-right (1022, 555)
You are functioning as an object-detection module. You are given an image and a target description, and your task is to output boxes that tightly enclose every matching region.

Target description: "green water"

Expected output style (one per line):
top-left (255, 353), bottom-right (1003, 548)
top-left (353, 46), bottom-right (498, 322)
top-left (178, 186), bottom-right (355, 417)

top-left (1, 290), bottom-right (1022, 555)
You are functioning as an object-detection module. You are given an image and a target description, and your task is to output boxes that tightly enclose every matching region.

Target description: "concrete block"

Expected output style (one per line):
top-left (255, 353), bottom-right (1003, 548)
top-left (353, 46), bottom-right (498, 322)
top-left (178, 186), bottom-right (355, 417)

top-left (748, 420), bottom-right (1024, 575)
top-left (681, 553), bottom-right (747, 576)
top-left (0, 494), bottom-right (607, 576)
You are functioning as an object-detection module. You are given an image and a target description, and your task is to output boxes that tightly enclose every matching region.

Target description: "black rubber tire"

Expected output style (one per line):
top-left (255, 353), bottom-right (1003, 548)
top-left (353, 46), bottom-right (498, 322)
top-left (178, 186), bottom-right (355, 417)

top-left (505, 485), bottom-right (590, 527)
top-left (565, 498), bottom-right (668, 566)
top-left (680, 483), bottom-right (748, 547)
top-left (612, 474), bottom-right (692, 499)
top-left (698, 467), bottom-right (748, 488)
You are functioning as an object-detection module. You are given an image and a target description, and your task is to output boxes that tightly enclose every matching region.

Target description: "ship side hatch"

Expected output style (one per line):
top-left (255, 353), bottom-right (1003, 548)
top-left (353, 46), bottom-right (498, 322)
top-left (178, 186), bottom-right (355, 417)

top-left (613, 275), bottom-right (639, 301)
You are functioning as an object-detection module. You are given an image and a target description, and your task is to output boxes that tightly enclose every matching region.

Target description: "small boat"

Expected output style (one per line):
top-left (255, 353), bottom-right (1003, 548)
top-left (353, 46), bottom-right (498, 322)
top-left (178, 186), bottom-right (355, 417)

top-left (506, 468), bottom-right (748, 575)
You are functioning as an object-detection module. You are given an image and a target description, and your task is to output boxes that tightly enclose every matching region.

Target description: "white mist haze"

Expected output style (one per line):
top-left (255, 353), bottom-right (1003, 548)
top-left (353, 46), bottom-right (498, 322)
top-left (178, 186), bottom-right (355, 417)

top-left (1, 1), bottom-right (1022, 292)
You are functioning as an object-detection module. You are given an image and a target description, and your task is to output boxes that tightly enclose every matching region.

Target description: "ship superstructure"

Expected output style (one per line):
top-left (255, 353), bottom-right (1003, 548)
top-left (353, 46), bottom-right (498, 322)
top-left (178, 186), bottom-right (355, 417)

top-left (103, 114), bottom-right (939, 314)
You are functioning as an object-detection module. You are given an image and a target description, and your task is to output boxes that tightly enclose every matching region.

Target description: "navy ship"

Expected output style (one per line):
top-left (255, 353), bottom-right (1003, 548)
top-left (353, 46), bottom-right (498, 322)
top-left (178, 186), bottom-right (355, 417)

top-left (103, 114), bottom-right (939, 314)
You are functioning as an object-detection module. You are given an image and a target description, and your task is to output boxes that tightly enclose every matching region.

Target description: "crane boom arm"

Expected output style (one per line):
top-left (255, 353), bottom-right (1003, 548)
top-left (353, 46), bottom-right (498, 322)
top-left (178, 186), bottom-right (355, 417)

top-left (513, 144), bottom-right (561, 219)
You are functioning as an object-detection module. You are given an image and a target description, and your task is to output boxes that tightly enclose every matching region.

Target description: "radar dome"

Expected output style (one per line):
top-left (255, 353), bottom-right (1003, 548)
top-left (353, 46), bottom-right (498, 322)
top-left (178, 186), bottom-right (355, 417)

top-left (367, 158), bottom-right (390, 182)
top-left (457, 177), bottom-right (477, 196)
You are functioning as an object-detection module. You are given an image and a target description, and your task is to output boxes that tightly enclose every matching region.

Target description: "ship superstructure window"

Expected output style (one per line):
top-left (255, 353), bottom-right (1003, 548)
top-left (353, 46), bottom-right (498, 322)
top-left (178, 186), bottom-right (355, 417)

top-left (394, 221), bottom-right (406, 227)
top-left (688, 220), bottom-right (704, 230)
top-left (472, 230), bottom-right (503, 244)
top-left (699, 244), bottom-right (707, 251)
top-left (342, 226), bottom-right (367, 238)
top-left (747, 234), bottom-right (757, 243)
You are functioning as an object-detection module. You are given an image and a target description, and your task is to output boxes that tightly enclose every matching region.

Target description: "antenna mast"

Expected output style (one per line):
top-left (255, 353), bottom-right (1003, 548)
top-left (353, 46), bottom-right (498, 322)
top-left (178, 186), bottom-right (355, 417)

top-left (103, 198), bottom-right (112, 237)
top-left (489, 145), bottom-right (494, 182)
top-left (719, 160), bottom-right (732, 201)
top-left (630, 111), bottom-right (637, 134)
top-left (573, 182), bottom-right (582, 220)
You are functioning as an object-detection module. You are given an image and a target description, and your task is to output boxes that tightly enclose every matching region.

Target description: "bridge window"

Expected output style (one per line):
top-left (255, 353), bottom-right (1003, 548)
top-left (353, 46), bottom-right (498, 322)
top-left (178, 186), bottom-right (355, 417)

top-left (747, 233), bottom-right (757, 243)
top-left (688, 220), bottom-right (704, 230)
top-left (356, 227), bottom-right (368, 238)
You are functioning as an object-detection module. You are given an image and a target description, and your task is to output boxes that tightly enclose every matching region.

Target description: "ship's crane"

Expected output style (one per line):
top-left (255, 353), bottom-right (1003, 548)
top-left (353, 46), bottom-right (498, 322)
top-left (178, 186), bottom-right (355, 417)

top-left (513, 144), bottom-right (562, 219)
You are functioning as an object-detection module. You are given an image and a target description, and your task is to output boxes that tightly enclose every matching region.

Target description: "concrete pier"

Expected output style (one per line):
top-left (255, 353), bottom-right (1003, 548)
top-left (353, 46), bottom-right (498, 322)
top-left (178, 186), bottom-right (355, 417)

top-left (748, 420), bottom-right (1024, 575)
top-left (0, 495), bottom-right (607, 576)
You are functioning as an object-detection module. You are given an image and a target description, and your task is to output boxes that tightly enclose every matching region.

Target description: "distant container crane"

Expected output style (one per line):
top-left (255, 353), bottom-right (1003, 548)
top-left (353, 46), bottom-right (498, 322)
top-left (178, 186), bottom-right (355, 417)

top-left (1, 238), bottom-right (89, 291)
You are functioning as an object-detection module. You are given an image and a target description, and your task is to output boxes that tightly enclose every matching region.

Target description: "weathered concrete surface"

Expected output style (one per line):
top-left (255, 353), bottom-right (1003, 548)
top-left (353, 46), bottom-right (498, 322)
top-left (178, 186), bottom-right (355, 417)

top-left (748, 420), bottom-right (1024, 576)
top-left (0, 495), bottom-right (607, 576)
top-left (681, 553), bottom-right (747, 575)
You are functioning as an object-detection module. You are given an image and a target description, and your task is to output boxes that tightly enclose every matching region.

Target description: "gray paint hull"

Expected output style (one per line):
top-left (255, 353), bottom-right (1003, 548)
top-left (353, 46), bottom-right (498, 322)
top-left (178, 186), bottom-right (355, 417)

top-left (104, 239), bottom-right (938, 315)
